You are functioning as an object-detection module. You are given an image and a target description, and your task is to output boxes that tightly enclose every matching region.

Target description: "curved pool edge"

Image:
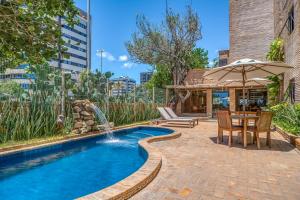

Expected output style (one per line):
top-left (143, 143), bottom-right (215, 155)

top-left (77, 127), bottom-right (181, 200)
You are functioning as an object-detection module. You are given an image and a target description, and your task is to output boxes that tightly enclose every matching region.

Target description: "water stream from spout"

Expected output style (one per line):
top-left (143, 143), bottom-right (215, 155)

top-left (90, 104), bottom-right (118, 142)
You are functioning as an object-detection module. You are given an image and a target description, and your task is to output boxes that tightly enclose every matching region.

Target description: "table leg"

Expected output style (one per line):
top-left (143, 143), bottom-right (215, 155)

top-left (243, 119), bottom-right (247, 148)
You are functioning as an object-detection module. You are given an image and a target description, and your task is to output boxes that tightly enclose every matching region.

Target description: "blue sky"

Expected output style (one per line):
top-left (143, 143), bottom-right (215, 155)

top-left (74, 0), bottom-right (229, 83)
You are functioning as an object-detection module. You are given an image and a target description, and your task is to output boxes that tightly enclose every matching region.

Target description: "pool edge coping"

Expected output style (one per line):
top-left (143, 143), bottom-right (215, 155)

top-left (77, 128), bottom-right (181, 200)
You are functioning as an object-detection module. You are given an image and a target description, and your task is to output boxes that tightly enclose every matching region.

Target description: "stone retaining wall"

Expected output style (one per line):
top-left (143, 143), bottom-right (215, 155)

top-left (72, 100), bottom-right (98, 134)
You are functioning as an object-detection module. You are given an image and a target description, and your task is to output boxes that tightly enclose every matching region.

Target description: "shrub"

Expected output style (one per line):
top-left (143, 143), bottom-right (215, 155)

top-left (270, 103), bottom-right (300, 135)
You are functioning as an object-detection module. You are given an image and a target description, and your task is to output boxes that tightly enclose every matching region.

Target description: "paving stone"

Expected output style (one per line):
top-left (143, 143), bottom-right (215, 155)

top-left (131, 121), bottom-right (300, 200)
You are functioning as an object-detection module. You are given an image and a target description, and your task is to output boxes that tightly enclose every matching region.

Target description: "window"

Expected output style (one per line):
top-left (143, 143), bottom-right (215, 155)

top-left (287, 6), bottom-right (295, 34)
top-left (290, 78), bottom-right (296, 103)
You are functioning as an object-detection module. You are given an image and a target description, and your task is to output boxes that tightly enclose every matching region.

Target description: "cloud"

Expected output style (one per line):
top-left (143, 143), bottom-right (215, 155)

top-left (118, 55), bottom-right (128, 62)
top-left (122, 62), bottom-right (135, 69)
top-left (96, 50), bottom-right (115, 61)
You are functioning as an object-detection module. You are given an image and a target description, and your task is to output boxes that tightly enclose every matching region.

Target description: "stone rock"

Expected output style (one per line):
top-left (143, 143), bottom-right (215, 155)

top-left (73, 106), bottom-right (81, 113)
top-left (71, 129), bottom-right (80, 134)
top-left (73, 113), bottom-right (80, 119)
top-left (86, 126), bottom-right (92, 132)
top-left (74, 121), bottom-right (83, 129)
top-left (86, 120), bottom-right (95, 126)
top-left (80, 128), bottom-right (87, 133)
top-left (92, 125), bottom-right (99, 131)
top-left (97, 125), bottom-right (106, 130)
top-left (83, 115), bottom-right (94, 120)
top-left (295, 138), bottom-right (300, 150)
top-left (80, 111), bottom-right (91, 116)
top-left (85, 104), bottom-right (94, 112)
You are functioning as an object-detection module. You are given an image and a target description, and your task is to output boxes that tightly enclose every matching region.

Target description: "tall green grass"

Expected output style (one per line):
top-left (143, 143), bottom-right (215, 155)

top-left (0, 94), bottom-right (73, 143)
top-left (95, 101), bottom-right (160, 126)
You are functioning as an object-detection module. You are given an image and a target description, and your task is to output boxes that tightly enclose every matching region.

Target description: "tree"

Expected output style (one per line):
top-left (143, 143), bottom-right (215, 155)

top-left (72, 69), bottom-right (114, 101)
top-left (0, 0), bottom-right (78, 68)
top-left (211, 57), bottom-right (219, 68)
top-left (266, 38), bottom-right (284, 62)
top-left (145, 65), bottom-right (172, 89)
top-left (187, 48), bottom-right (209, 69)
top-left (126, 6), bottom-right (202, 85)
top-left (266, 38), bottom-right (285, 105)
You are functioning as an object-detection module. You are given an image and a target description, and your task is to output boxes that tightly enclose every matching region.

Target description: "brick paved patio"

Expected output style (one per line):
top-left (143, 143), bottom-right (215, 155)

top-left (132, 120), bottom-right (300, 200)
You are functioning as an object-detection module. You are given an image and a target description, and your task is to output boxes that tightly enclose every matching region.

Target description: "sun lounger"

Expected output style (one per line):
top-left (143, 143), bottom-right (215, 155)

top-left (157, 107), bottom-right (196, 128)
top-left (164, 107), bottom-right (199, 125)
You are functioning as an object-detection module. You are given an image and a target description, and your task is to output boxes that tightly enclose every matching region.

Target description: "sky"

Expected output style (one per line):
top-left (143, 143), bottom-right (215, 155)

top-left (74, 0), bottom-right (229, 83)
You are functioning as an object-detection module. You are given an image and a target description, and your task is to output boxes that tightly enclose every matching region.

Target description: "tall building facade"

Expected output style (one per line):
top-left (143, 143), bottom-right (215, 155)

top-left (50, 8), bottom-right (88, 79)
top-left (229, 0), bottom-right (274, 63)
top-left (229, 0), bottom-right (299, 103)
top-left (140, 71), bottom-right (153, 84)
top-left (0, 8), bottom-right (88, 88)
top-left (111, 76), bottom-right (136, 96)
top-left (274, 0), bottom-right (300, 103)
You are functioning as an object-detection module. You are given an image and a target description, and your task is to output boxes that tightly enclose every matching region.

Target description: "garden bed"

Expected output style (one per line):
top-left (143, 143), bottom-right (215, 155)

top-left (274, 124), bottom-right (300, 150)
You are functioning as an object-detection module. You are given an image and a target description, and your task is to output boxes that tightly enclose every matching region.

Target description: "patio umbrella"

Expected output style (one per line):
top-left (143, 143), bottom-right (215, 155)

top-left (203, 58), bottom-right (293, 111)
top-left (217, 78), bottom-right (270, 87)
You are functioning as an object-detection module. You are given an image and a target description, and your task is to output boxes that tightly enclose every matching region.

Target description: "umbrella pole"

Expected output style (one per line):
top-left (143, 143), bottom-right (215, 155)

top-left (242, 68), bottom-right (246, 113)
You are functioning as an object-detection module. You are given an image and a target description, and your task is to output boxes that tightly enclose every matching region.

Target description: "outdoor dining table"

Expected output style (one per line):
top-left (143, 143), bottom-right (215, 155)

top-left (231, 114), bottom-right (259, 148)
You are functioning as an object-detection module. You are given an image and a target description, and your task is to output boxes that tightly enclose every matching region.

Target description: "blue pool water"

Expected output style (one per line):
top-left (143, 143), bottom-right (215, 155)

top-left (0, 127), bottom-right (173, 200)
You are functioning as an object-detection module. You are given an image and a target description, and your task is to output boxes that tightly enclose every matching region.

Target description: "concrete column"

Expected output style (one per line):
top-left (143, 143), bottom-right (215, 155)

top-left (206, 89), bottom-right (212, 118)
top-left (229, 88), bottom-right (236, 112)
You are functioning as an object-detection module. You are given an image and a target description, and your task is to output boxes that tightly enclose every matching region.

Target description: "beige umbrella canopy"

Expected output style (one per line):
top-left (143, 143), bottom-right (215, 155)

top-left (217, 78), bottom-right (270, 87)
top-left (203, 58), bottom-right (293, 111)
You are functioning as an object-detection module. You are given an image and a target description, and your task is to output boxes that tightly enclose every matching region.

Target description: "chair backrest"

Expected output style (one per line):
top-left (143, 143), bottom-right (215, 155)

top-left (216, 110), bottom-right (232, 130)
top-left (256, 111), bottom-right (273, 132)
top-left (164, 107), bottom-right (178, 118)
top-left (157, 107), bottom-right (172, 120)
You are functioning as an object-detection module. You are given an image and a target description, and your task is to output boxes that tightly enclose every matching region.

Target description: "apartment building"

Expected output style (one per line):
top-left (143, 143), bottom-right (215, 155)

top-left (111, 76), bottom-right (136, 96)
top-left (229, 0), bottom-right (299, 103)
top-left (0, 8), bottom-right (89, 88)
top-left (140, 71), bottom-right (153, 85)
top-left (274, 0), bottom-right (300, 103)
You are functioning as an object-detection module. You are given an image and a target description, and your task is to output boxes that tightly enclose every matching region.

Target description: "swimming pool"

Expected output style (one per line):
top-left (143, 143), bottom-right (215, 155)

top-left (0, 126), bottom-right (173, 200)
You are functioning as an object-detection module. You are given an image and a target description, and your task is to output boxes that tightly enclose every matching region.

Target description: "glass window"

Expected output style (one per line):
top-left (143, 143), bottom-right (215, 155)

top-left (287, 6), bottom-right (295, 34)
top-left (290, 78), bottom-right (295, 103)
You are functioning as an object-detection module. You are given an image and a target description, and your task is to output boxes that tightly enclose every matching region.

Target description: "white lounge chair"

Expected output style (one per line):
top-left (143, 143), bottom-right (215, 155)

top-left (164, 107), bottom-right (199, 125)
top-left (157, 107), bottom-right (196, 128)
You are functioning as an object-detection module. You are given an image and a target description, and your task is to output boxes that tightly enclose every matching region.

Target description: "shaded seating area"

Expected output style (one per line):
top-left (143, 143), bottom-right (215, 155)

top-left (216, 110), bottom-right (273, 149)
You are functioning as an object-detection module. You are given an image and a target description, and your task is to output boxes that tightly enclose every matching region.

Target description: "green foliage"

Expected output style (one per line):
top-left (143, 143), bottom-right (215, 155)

top-left (0, 0), bottom-right (79, 68)
top-left (0, 81), bottom-right (24, 98)
top-left (211, 57), bottom-right (219, 68)
top-left (0, 94), bottom-right (74, 143)
top-left (145, 65), bottom-right (172, 89)
top-left (72, 69), bottom-right (114, 101)
top-left (270, 103), bottom-right (300, 135)
top-left (266, 38), bottom-right (285, 105)
top-left (95, 101), bottom-right (160, 127)
top-left (187, 48), bottom-right (209, 69)
top-left (267, 75), bottom-right (280, 106)
top-left (126, 6), bottom-right (202, 85)
top-left (266, 38), bottom-right (284, 62)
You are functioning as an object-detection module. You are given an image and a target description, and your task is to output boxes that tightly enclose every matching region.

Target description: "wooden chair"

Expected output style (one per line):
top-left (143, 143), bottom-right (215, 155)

top-left (248, 111), bottom-right (273, 149)
top-left (216, 111), bottom-right (243, 147)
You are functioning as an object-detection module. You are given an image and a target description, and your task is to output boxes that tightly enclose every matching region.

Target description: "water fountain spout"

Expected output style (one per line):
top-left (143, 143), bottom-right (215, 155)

top-left (90, 104), bottom-right (115, 140)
